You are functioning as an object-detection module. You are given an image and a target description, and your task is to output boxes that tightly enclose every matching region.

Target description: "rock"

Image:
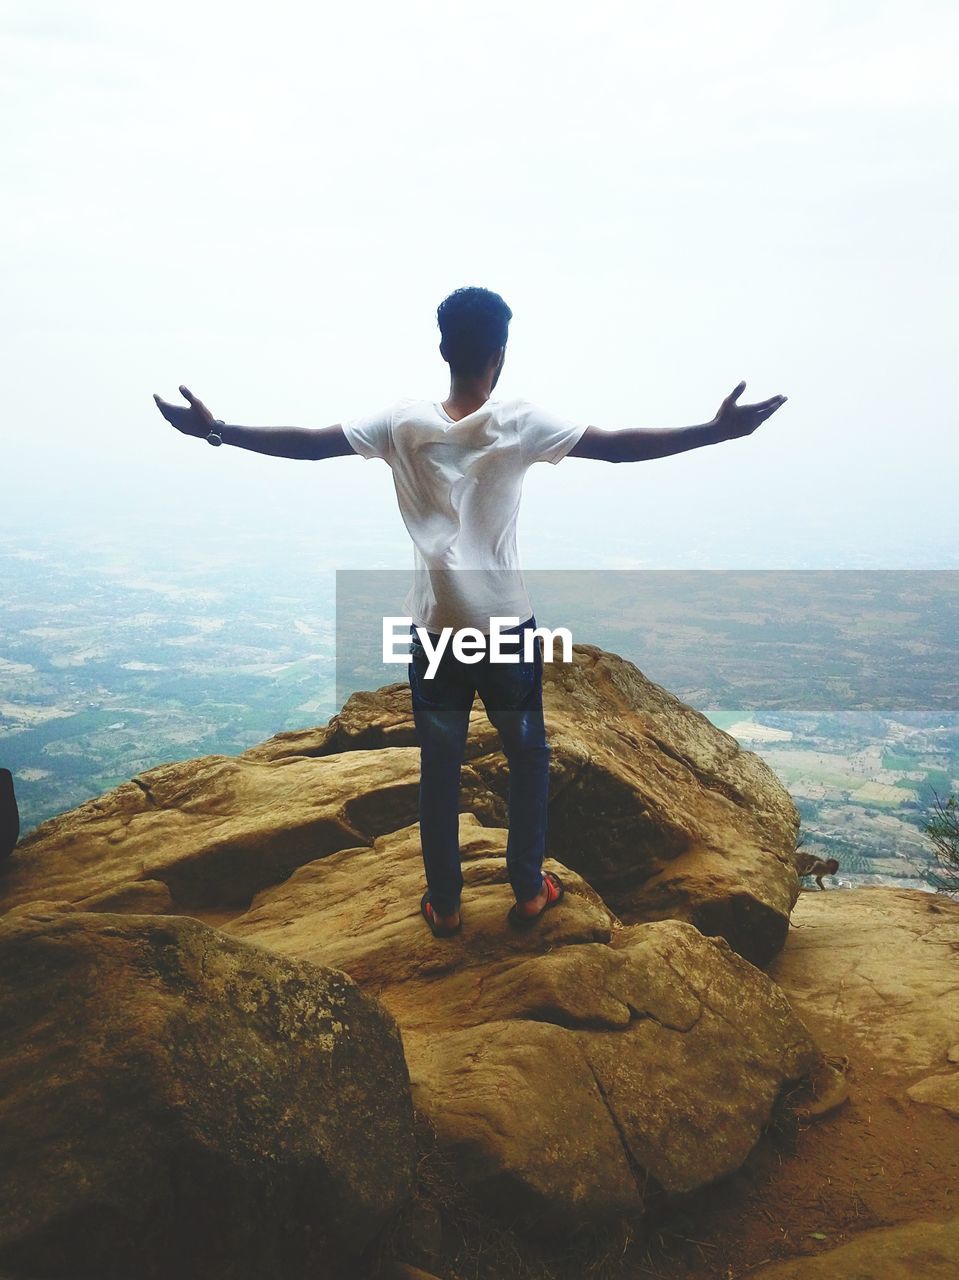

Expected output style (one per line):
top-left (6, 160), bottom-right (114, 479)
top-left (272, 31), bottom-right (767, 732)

top-left (227, 812), bottom-right (615, 1000)
top-left (3, 899), bottom-right (76, 919)
top-left (0, 748), bottom-right (424, 914)
top-left (0, 911), bottom-right (416, 1280)
top-left (2, 881), bottom-right (172, 918)
top-left (244, 645), bottom-right (801, 966)
top-left (388, 1198), bottom-right (445, 1278)
top-left (947, 1043), bottom-right (959, 1064)
top-left (0, 767), bottom-right (18, 860)
top-left (748, 1213), bottom-right (959, 1278)
top-left (76, 878), bottom-right (174, 913)
top-left (769, 888), bottom-right (959, 1075)
top-left (242, 683), bottom-right (422, 760)
top-left (225, 814), bottom-right (817, 1229)
top-left (2, 646), bottom-right (799, 967)
top-left (906, 1071), bottom-right (959, 1118)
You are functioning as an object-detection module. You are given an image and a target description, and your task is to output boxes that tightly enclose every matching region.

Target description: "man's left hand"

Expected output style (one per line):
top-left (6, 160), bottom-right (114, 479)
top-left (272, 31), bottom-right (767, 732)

top-left (712, 382), bottom-right (787, 440)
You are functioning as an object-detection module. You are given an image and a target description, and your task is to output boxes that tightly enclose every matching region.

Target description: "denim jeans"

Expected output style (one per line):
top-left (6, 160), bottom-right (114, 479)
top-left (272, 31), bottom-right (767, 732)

top-left (408, 614), bottom-right (551, 915)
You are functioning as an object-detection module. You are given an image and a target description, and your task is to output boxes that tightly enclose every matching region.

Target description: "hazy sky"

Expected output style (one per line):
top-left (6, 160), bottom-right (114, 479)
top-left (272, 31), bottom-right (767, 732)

top-left (3, 0), bottom-right (958, 568)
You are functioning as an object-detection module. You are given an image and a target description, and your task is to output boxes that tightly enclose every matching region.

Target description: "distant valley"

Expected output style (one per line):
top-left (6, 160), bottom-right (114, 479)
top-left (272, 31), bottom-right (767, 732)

top-left (2, 532), bottom-right (956, 893)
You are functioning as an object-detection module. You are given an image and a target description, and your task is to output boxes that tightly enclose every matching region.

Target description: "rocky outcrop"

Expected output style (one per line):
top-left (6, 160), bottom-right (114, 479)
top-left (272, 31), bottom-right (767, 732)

top-left (0, 748), bottom-right (424, 912)
top-left (225, 813), bottom-right (818, 1229)
top-left (243, 644), bottom-right (803, 966)
top-left (1, 646), bottom-right (800, 966)
top-left (0, 642), bottom-right (828, 1264)
top-left (0, 910), bottom-right (416, 1280)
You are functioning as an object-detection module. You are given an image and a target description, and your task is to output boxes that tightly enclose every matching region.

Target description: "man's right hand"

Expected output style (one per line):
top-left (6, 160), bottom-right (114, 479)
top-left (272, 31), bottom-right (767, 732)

top-left (153, 385), bottom-right (216, 438)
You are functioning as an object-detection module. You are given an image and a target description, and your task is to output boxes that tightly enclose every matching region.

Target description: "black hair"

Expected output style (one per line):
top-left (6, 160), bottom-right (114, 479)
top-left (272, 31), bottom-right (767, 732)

top-left (436, 286), bottom-right (512, 377)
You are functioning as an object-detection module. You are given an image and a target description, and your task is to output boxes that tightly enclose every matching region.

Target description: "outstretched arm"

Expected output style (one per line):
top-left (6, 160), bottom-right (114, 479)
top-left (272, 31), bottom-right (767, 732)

top-left (567, 382), bottom-right (787, 463)
top-left (152, 386), bottom-right (355, 461)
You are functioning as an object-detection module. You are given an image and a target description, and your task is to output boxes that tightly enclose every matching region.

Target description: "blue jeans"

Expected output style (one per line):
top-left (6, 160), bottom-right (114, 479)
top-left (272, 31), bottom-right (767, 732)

top-left (408, 614), bottom-right (551, 915)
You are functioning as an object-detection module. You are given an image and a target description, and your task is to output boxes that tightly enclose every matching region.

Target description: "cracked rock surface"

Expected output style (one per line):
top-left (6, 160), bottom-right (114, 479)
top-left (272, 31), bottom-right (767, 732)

top-left (226, 814), bottom-right (818, 1228)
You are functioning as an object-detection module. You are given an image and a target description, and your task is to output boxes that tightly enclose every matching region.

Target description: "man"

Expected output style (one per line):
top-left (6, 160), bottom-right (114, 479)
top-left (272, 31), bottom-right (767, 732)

top-left (154, 285), bottom-right (787, 938)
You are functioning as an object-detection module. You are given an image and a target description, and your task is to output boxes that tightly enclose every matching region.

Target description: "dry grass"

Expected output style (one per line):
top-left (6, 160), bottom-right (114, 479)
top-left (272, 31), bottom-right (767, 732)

top-left (359, 1110), bottom-right (650, 1280)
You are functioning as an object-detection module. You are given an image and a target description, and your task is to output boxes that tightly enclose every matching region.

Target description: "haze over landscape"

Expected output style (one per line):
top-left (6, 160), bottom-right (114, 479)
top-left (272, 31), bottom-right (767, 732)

top-left (3, 0), bottom-right (958, 562)
top-left (5, 9), bottom-right (959, 1278)
top-left (2, 1), bottom-right (958, 878)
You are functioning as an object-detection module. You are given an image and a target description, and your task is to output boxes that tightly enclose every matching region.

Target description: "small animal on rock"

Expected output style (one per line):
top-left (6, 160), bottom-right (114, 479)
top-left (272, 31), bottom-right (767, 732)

top-left (796, 852), bottom-right (839, 889)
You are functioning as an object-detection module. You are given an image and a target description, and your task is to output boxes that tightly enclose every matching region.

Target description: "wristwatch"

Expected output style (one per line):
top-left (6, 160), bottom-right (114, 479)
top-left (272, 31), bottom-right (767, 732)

top-left (205, 419), bottom-right (225, 447)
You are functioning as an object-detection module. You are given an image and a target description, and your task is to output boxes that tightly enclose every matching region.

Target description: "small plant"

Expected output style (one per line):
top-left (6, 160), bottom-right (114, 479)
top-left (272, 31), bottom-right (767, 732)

top-left (921, 790), bottom-right (959, 897)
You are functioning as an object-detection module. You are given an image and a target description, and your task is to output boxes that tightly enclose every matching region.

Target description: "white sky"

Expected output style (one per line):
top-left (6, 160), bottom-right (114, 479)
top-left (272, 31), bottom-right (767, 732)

top-left (3, 0), bottom-right (958, 567)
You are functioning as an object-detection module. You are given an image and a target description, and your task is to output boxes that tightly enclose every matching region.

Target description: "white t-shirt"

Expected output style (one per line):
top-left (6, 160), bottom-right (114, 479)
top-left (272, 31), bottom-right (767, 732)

top-left (342, 397), bottom-right (588, 634)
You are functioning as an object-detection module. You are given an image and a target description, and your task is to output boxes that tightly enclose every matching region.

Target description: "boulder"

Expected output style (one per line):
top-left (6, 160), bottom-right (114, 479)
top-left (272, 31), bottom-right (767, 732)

top-left (225, 814), bottom-right (818, 1230)
top-left (906, 1071), bottom-right (959, 1118)
top-left (0, 882), bottom-right (173, 922)
top-left (3, 646), bottom-right (798, 967)
top-left (0, 748), bottom-right (425, 913)
top-left (241, 682), bottom-right (422, 759)
top-left (0, 910), bottom-right (416, 1280)
top-left (77, 877), bottom-right (174, 913)
top-left (243, 644), bottom-right (801, 965)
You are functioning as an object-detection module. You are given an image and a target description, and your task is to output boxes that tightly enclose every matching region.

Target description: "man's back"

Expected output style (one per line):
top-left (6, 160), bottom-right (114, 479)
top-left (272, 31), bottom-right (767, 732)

top-left (341, 397), bottom-right (587, 632)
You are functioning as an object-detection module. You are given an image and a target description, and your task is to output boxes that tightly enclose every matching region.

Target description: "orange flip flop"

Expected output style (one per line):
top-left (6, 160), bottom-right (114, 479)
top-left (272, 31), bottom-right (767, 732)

top-left (508, 871), bottom-right (565, 928)
top-left (421, 890), bottom-right (463, 939)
